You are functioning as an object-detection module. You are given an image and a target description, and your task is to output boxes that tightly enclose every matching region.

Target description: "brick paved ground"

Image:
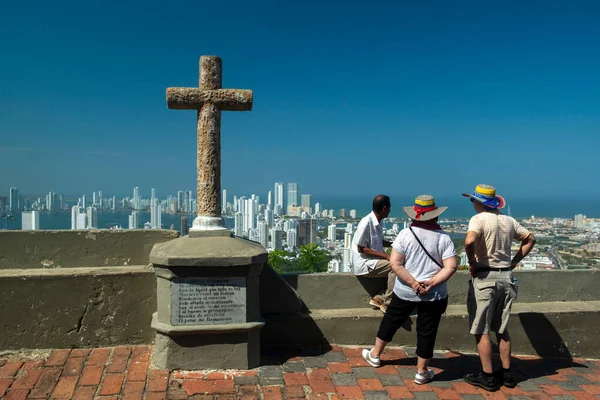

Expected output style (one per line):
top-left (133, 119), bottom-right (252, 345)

top-left (1, 345), bottom-right (599, 399)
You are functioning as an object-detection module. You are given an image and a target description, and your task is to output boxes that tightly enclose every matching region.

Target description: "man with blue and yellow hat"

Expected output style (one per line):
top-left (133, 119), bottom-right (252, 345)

top-left (462, 184), bottom-right (536, 392)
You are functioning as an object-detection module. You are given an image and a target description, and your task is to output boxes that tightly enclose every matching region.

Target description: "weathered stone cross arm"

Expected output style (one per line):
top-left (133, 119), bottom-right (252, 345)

top-left (166, 88), bottom-right (253, 111)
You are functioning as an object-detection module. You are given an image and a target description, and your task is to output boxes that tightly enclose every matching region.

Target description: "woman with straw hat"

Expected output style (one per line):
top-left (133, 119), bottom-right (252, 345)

top-left (362, 195), bottom-right (457, 385)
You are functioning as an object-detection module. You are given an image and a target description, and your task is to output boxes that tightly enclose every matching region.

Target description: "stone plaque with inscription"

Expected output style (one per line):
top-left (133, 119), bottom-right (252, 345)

top-left (171, 277), bottom-right (246, 326)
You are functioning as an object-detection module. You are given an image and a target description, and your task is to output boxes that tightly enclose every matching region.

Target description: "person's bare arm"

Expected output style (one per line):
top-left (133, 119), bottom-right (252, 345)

top-left (511, 234), bottom-right (536, 269)
top-left (424, 256), bottom-right (457, 291)
top-left (390, 249), bottom-right (422, 293)
top-left (358, 245), bottom-right (390, 261)
top-left (464, 231), bottom-right (479, 276)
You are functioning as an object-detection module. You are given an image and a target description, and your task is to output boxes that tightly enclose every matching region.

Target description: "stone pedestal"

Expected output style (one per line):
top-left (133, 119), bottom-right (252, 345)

top-left (149, 232), bottom-right (267, 370)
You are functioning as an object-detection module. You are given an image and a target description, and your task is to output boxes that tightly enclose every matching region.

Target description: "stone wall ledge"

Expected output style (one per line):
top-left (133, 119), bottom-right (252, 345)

top-left (263, 300), bottom-right (600, 358)
top-left (0, 229), bottom-right (179, 269)
top-left (0, 264), bottom-right (156, 350)
top-left (282, 270), bottom-right (600, 308)
top-left (306, 300), bottom-right (600, 318)
top-left (0, 265), bottom-right (152, 277)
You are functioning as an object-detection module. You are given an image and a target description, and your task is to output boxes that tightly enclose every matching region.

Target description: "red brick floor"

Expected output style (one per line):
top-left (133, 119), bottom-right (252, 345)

top-left (0, 345), bottom-right (599, 399)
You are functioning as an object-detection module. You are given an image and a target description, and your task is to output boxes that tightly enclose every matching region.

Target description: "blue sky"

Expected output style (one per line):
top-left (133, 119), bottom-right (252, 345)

top-left (1, 0), bottom-right (599, 201)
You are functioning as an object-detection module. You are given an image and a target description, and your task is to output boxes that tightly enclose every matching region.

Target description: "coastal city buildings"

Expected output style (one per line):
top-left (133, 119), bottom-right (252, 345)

top-left (2, 184), bottom-right (600, 271)
top-left (21, 210), bottom-right (39, 230)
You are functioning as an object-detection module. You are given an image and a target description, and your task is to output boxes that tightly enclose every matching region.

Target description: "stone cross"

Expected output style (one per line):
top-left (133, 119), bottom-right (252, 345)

top-left (166, 56), bottom-right (253, 232)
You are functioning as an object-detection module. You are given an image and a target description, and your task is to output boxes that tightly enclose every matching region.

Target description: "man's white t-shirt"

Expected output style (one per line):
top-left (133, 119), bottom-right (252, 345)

top-left (392, 227), bottom-right (456, 301)
top-left (351, 212), bottom-right (385, 275)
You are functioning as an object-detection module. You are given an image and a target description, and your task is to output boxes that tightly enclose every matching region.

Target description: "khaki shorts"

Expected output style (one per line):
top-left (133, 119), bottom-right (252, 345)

top-left (467, 272), bottom-right (517, 335)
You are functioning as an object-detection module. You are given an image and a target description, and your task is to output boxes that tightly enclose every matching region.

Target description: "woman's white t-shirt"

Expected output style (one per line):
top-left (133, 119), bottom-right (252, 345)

top-left (391, 227), bottom-right (456, 302)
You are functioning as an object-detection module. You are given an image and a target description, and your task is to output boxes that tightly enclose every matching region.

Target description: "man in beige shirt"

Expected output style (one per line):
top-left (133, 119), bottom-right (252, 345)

top-left (462, 184), bottom-right (536, 392)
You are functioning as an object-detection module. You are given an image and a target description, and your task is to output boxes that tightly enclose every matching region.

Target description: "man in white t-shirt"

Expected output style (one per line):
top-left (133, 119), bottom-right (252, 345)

top-left (351, 195), bottom-right (394, 313)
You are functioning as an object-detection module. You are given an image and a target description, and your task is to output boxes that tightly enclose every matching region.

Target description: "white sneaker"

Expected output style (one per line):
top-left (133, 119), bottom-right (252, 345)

top-left (414, 369), bottom-right (434, 384)
top-left (361, 348), bottom-right (381, 368)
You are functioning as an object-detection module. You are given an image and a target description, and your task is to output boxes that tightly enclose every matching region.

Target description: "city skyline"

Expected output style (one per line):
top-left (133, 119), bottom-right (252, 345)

top-left (3, 182), bottom-right (600, 220)
top-left (2, 1), bottom-right (600, 198)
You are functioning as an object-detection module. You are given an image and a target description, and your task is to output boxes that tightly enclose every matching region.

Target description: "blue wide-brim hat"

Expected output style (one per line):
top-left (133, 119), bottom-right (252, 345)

top-left (461, 184), bottom-right (506, 209)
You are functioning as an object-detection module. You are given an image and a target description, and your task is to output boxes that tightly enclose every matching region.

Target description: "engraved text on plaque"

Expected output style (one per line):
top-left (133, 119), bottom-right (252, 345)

top-left (171, 277), bottom-right (246, 325)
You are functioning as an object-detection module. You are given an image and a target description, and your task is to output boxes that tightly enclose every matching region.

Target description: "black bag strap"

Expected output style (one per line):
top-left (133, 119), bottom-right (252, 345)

top-left (409, 226), bottom-right (443, 269)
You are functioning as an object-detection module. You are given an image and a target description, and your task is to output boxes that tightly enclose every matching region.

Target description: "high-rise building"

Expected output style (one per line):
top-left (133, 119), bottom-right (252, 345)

top-left (46, 192), bottom-right (58, 211)
top-left (92, 192), bottom-right (98, 207)
top-left (9, 187), bottom-right (19, 212)
top-left (575, 214), bottom-right (585, 230)
top-left (82, 194), bottom-right (87, 209)
top-left (21, 211), bottom-right (40, 230)
top-left (265, 208), bottom-right (274, 226)
top-left (248, 228), bottom-right (259, 243)
top-left (180, 215), bottom-right (189, 236)
top-left (342, 248), bottom-right (353, 272)
top-left (344, 232), bottom-right (352, 248)
top-left (234, 212), bottom-right (243, 237)
top-left (177, 191), bottom-right (184, 213)
top-left (129, 211), bottom-right (139, 229)
top-left (328, 224), bottom-right (337, 242)
top-left (133, 187), bottom-right (140, 210)
top-left (297, 219), bottom-right (318, 246)
top-left (151, 198), bottom-right (162, 229)
top-left (77, 212), bottom-right (87, 230)
top-left (257, 220), bottom-right (269, 248)
top-left (86, 206), bottom-right (98, 229)
top-left (315, 202), bottom-right (322, 215)
top-left (71, 206), bottom-right (79, 229)
top-left (98, 190), bottom-right (103, 209)
top-left (283, 219), bottom-right (297, 231)
top-left (222, 189), bottom-right (227, 214)
top-left (244, 198), bottom-right (256, 233)
top-left (0, 196), bottom-right (7, 212)
top-left (339, 209), bottom-right (347, 218)
top-left (287, 183), bottom-right (298, 209)
top-left (151, 188), bottom-right (156, 200)
top-left (349, 209), bottom-right (357, 219)
top-left (112, 195), bottom-right (116, 210)
top-left (187, 190), bottom-right (193, 213)
top-left (287, 229), bottom-right (297, 251)
top-left (301, 194), bottom-right (312, 214)
top-left (267, 191), bottom-right (272, 209)
top-left (274, 182), bottom-right (284, 214)
top-left (271, 229), bottom-right (283, 250)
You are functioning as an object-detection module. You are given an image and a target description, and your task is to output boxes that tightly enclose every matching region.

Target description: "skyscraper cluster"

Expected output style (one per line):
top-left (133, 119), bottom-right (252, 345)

top-left (223, 181), bottom-right (320, 252)
top-left (70, 205), bottom-right (97, 229)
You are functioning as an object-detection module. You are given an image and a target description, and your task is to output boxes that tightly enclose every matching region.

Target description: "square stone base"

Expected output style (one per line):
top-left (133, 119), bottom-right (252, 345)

top-left (153, 330), bottom-right (261, 370)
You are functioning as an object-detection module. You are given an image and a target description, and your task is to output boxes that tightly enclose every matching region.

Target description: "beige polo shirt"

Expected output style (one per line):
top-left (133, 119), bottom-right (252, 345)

top-left (468, 212), bottom-right (531, 268)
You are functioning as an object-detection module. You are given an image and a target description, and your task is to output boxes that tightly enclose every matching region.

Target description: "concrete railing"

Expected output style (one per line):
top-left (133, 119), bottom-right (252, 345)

top-left (1, 230), bottom-right (599, 359)
top-left (279, 270), bottom-right (600, 308)
top-left (0, 230), bottom-right (179, 269)
top-left (0, 230), bottom-right (178, 349)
